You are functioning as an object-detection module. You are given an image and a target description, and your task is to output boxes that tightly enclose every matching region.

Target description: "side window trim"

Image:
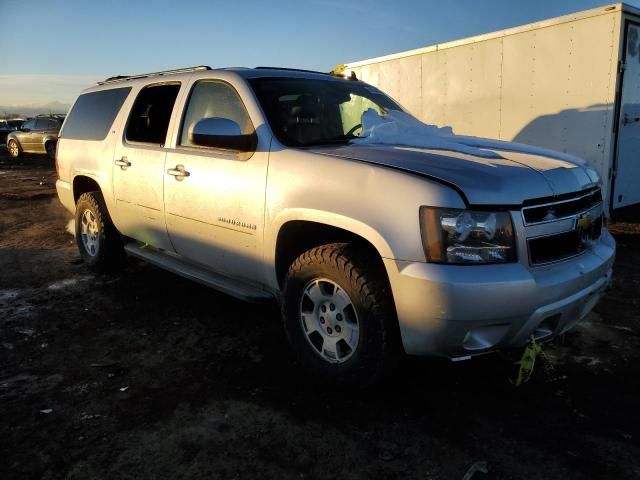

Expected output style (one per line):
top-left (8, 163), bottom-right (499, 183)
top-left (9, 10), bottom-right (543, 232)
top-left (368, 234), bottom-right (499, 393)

top-left (123, 81), bottom-right (181, 148)
top-left (176, 79), bottom-right (255, 155)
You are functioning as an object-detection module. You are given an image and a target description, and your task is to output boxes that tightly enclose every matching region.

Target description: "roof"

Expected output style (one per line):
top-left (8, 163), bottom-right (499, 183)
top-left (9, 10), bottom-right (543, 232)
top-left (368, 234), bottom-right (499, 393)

top-left (96, 66), bottom-right (347, 87)
top-left (231, 67), bottom-right (345, 81)
top-left (346, 3), bottom-right (639, 68)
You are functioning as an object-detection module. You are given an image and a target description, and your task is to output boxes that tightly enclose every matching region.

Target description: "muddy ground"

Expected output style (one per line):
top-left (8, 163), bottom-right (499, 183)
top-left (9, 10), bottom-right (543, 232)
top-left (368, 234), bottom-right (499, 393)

top-left (0, 152), bottom-right (638, 480)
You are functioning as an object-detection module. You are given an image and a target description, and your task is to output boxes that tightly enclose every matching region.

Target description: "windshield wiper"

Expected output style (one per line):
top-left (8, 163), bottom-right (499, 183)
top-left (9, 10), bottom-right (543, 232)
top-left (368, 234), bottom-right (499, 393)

top-left (301, 134), bottom-right (358, 147)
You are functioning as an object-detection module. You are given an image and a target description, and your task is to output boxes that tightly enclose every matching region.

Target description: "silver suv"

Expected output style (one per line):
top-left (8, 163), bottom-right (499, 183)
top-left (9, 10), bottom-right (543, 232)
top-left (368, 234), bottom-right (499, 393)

top-left (55, 65), bottom-right (615, 383)
top-left (7, 114), bottom-right (64, 159)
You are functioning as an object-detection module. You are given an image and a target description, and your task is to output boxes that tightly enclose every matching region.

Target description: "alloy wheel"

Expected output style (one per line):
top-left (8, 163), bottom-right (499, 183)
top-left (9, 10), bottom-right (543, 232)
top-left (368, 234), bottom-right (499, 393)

top-left (299, 278), bottom-right (360, 363)
top-left (8, 141), bottom-right (19, 157)
top-left (80, 209), bottom-right (100, 257)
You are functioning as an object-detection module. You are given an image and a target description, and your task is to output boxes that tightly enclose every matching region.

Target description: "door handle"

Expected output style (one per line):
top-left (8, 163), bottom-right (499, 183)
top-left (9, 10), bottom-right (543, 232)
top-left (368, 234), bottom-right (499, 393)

top-left (115, 156), bottom-right (131, 169)
top-left (622, 113), bottom-right (640, 126)
top-left (167, 164), bottom-right (190, 181)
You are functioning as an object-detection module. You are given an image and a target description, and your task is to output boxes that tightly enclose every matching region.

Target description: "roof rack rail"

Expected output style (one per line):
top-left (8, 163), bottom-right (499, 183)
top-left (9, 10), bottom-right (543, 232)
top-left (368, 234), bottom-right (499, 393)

top-left (97, 65), bottom-right (212, 85)
top-left (255, 66), bottom-right (330, 75)
top-left (36, 113), bottom-right (66, 118)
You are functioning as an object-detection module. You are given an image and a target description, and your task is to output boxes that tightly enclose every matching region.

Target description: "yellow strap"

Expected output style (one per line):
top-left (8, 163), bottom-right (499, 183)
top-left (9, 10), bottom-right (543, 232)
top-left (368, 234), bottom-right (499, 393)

top-left (513, 338), bottom-right (542, 386)
top-left (330, 64), bottom-right (347, 76)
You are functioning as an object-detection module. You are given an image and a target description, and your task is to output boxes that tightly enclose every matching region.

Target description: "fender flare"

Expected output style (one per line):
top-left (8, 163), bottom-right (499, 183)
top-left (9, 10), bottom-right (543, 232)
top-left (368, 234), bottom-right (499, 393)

top-left (267, 208), bottom-right (395, 263)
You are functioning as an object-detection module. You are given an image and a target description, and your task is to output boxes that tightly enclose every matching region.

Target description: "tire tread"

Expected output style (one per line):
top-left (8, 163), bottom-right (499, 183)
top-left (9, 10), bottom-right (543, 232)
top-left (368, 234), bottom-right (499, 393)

top-left (75, 191), bottom-right (124, 273)
top-left (282, 242), bottom-right (400, 385)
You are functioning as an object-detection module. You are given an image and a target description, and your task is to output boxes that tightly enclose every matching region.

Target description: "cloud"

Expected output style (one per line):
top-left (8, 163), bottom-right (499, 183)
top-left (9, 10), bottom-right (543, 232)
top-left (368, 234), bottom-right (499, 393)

top-left (0, 74), bottom-right (101, 107)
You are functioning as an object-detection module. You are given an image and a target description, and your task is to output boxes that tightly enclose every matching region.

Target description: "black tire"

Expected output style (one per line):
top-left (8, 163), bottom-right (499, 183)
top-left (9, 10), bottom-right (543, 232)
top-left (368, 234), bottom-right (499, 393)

top-left (282, 242), bottom-right (401, 385)
top-left (7, 139), bottom-right (21, 158)
top-left (75, 191), bottom-right (125, 273)
top-left (45, 141), bottom-right (55, 160)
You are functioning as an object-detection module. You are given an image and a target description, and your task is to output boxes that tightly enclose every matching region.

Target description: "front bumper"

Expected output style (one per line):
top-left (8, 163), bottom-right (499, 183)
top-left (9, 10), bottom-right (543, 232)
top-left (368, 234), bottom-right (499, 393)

top-left (385, 228), bottom-right (615, 357)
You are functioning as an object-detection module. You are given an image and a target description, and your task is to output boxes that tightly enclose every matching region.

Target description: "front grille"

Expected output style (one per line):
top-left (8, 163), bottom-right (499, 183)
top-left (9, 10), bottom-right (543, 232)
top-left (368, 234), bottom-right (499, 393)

top-left (522, 188), bottom-right (602, 224)
top-left (528, 210), bottom-right (603, 265)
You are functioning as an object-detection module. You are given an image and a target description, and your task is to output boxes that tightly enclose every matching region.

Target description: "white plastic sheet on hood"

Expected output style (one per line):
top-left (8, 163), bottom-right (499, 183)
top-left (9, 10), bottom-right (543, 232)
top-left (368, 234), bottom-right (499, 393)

top-left (351, 109), bottom-right (586, 165)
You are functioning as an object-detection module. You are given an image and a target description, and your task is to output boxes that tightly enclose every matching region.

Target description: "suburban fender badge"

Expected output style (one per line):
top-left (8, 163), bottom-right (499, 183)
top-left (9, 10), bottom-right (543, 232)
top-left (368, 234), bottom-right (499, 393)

top-left (217, 217), bottom-right (257, 231)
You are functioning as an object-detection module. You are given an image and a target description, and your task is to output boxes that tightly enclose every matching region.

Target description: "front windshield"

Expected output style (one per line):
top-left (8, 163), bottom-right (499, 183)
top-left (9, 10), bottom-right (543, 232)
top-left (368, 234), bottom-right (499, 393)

top-left (249, 77), bottom-right (402, 147)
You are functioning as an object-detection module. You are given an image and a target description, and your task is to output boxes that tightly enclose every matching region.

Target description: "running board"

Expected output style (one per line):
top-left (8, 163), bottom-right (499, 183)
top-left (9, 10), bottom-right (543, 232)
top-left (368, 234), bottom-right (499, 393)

top-left (124, 243), bottom-right (273, 302)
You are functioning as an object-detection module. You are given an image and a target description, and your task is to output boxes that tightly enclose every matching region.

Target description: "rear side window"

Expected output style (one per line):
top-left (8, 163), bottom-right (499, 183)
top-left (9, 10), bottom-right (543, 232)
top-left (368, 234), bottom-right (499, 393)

top-left (61, 87), bottom-right (131, 140)
top-left (126, 83), bottom-right (181, 145)
top-left (180, 81), bottom-right (253, 147)
top-left (35, 119), bottom-right (49, 130)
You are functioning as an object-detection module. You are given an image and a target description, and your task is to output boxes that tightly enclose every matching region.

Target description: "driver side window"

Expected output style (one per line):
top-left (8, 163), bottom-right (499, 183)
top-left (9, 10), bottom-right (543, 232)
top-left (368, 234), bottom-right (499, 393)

top-left (180, 81), bottom-right (253, 148)
top-left (22, 119), bottom-right (35, 131)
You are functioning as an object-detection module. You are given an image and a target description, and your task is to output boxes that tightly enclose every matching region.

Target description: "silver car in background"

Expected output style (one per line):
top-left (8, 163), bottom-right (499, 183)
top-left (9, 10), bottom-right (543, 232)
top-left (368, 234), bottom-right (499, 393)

top-left (7, 114), bottom-right (64, 159)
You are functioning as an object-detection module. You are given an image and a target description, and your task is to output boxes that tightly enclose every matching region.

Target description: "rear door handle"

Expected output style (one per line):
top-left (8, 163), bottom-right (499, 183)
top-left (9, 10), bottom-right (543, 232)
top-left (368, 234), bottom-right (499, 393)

top-left (167, 164), bottom-right (190, 181)
top-left (115, 156), bottom-right (131, 169)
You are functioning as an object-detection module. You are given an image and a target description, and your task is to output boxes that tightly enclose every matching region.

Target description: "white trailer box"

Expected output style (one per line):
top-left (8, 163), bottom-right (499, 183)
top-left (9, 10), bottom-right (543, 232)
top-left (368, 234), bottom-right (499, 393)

top-left (344, 3), bottom-right (640, 214)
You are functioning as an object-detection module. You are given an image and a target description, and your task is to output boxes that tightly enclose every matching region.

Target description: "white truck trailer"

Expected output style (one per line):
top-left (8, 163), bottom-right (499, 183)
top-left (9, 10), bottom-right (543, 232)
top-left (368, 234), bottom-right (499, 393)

top-left (344, 3), bottom-right (640, 214)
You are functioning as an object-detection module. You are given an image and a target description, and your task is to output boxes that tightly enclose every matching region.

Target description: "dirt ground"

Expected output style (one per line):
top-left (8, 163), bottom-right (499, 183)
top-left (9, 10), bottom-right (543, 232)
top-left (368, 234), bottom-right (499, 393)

top-left (0, 152), bottom-right (639, 480)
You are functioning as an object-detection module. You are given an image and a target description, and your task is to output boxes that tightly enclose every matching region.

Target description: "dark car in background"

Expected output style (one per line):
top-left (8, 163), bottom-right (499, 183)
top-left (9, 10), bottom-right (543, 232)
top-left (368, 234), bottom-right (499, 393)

top-left (6, 114), bottom-right (64, 160)
top-left (0, 119), bottom-right (24, 144)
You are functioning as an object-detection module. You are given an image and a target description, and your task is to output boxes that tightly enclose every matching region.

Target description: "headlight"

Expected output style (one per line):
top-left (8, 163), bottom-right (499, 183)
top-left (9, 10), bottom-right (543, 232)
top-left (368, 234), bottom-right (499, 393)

top-left (419, 207), bottom-right (516, 264)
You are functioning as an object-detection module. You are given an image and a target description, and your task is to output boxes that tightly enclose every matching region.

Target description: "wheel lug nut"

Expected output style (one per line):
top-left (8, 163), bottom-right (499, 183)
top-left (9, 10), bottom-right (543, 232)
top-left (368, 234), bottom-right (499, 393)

top-left (335, 325), bottom-right (341, 333)
top-left (321, 306), bottom-right (327, 313)
top-left (336, 314), bottom-right (342, 321)
top-left (330, 304), bottom-right (335, 311)
top-left (320, 317), bottom-right (325, 324)
top-left (327, 327), bottom-right (333, 334)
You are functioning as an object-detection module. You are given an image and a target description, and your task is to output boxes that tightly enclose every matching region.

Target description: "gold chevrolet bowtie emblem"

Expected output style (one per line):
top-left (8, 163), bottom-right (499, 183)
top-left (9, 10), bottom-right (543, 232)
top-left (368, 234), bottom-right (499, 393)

top-left (576, 213), bottom-right (593, 232)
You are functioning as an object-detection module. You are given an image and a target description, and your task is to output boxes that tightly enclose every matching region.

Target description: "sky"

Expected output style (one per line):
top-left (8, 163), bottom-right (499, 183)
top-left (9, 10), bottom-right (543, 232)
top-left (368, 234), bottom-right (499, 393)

top-left (1, 0), bottom-right (640, 110)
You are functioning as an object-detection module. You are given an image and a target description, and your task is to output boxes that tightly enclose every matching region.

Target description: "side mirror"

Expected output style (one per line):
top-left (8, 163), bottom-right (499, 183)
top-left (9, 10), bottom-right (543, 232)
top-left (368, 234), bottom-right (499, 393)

top-left (20, 126), bottom-right (29, 132)
top-left (189, 117), bottom-right (257, 152)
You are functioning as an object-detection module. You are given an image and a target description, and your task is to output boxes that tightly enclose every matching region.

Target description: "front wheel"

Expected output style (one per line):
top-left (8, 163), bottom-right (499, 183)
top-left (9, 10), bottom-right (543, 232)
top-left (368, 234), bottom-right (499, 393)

top-left (75, 191), bottom-right (125, 273)
top-left (7, 140), bottom-right (20, 158)
top-left (282, 243), bottom-right (401, 385)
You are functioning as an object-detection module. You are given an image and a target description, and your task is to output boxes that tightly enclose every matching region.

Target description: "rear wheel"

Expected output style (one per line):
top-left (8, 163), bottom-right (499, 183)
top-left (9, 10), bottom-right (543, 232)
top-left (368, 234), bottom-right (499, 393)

top-left (75, 191), bottom-right (125, 273)
top-left (45, 141), bottom-right (55, 160)
top-left (282, 243), bottom-right (401, 385)
top-left (7, 140), bottom-right (20, 158)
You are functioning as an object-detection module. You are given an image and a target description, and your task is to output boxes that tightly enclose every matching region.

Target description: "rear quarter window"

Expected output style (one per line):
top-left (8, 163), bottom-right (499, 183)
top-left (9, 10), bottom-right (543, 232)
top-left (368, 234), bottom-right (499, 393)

top-left (61, 87), bottom-right (131, 140)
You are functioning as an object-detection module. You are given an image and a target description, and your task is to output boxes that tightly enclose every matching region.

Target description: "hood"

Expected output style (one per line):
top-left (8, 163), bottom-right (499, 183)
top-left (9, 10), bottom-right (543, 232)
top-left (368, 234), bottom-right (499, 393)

top-left (308, 143), bottom-right (598, 206)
